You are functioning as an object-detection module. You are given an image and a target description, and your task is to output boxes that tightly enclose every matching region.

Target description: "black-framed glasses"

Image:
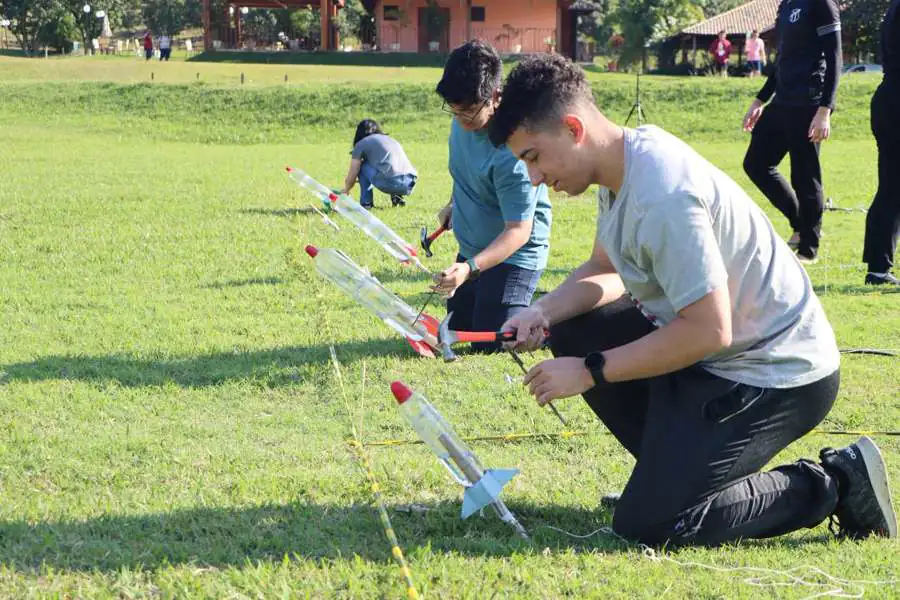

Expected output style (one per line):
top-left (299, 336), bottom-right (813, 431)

top-left (441, 99), bottom-right (489, 124)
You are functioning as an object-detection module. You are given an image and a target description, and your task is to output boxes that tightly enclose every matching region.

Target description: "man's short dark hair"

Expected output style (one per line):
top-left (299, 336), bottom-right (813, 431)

top-left (488, 53), bottom-right (592, 147)
top-left (436, 39), bottom-right (502, 107)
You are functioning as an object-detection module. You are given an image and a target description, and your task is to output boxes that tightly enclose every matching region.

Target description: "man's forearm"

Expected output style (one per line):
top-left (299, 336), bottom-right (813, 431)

top-left (756, 66), bottom-right (777, 103)
top-left (534, 261), bottom-right (625, 326)
top-left (473, 226), bottom-right (529, 271)
top-left (601, 316), bottom-right (726, 383)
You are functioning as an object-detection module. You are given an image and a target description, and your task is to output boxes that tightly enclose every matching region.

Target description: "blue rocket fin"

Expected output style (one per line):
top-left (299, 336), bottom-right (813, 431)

top-left (461, 468), bottom-right (518, 519)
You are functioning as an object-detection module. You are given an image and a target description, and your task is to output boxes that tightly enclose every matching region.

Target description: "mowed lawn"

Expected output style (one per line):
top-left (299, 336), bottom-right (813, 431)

top-left (0, 56), bottom-right (897, 598)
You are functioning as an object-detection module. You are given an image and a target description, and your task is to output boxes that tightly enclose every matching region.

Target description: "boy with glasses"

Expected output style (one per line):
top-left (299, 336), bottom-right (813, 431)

top-left (430, 40), bottom-right (552, 351)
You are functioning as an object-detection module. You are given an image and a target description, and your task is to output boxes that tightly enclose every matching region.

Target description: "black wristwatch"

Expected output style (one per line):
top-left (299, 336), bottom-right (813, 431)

top-left (466, 257), bottom-right (480, 280)
top-left (584, 352), bottom-right (609, 387)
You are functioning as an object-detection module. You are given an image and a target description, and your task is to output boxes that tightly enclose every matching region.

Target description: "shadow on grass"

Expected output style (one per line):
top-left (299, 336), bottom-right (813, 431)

top-left (813, 283), bottom-right (900, 296)
top-left (203, 276), bottom-right (285, 289)
top-left (0, 339), bottom-right (424, 388)
top-left (370, 267), bottom-right (437, 286)
top-left (238, 207), bottom-right (317, 218)
top-left (0, 499), bottom-right (835, 572)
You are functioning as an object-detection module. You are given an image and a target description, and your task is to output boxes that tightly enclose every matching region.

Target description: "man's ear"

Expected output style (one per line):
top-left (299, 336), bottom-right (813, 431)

top-left (562, 114), bottom-right (586, 144)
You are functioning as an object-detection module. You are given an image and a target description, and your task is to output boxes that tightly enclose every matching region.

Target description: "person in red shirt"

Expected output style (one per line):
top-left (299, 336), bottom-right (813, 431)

top-left (143, 30), bottom-right (153, 61)
top-left (709, 30), bottom-right (732, 76)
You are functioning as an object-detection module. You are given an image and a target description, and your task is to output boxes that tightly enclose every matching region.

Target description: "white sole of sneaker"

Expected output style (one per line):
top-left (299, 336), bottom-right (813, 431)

top-left (857, 435), bottom-right (898, 538)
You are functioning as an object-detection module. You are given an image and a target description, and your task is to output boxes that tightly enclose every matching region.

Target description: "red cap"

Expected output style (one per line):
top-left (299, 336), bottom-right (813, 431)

top-left (305, 245), bottom-right (318, 258)
top-left (391, 381), bottom-right (413, 404)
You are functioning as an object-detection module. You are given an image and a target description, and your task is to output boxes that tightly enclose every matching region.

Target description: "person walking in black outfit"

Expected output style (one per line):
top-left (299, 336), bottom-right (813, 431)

top-left (742, 0), bottom-right (842, 264)
top-left (863, 0), bottom-right (900, 286)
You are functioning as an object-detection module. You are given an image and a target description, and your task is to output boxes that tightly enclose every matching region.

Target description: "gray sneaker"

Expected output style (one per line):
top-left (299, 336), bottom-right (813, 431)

top-left (820, 436), bottom-right (898, 539)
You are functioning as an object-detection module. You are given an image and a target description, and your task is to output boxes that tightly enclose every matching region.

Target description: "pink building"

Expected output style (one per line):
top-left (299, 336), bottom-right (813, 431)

top-left (203, 0), bottom-right (590, 58)
top-left (372, 0), bottom-right (589, 57)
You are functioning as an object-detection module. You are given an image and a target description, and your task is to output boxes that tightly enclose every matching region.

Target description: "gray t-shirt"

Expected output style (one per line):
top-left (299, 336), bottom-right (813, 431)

top-left (351, 134), bottom-right (417, 180)
top-left (596, 126), bottom-right (839, 389)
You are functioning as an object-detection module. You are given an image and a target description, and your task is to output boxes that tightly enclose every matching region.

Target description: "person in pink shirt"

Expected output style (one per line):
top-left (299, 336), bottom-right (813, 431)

top-left (746, 29), bottom-right (766, 77)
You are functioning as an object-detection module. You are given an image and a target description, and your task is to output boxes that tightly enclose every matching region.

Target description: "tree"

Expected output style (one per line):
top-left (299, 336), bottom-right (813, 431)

top-left (277, 5), bottom-right (320, 47)
top-left (334, 0), bottom-right (373, 47)
top-left (842, 0), bottom-right (891, 62)
top-left (38, 9), bottom-right (78, 52)
top-left (613, 0), bottom-right (703, 70)
top-left (55, 0), bottom-right (142, 52)
top-left (1, 0), bottom-right (63, 53)
top-left (572, 0), bottom-right (614, 47)
top-left (141, 0), bottom-right (191, 36)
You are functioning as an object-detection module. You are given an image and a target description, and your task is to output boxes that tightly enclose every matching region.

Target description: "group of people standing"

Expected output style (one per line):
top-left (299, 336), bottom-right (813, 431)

top-left (141, 30), bottom-right (172, 61)
top-left (708, 29), bottom-right (766, 77)
top-left (338, 0), bottom-right (898, 549)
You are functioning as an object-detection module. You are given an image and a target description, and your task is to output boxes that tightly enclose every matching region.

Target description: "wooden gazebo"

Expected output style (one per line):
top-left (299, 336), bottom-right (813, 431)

top-left (672, 0), bottom-right (779, 67)
top-left (201, 0), bottom-right (348, 51)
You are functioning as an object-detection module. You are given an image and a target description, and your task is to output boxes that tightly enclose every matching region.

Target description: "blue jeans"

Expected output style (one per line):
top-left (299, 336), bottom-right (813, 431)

top-left (446, 254), bottom-right (542, 352)
top-left (358, 163), bottom-right (417, 207)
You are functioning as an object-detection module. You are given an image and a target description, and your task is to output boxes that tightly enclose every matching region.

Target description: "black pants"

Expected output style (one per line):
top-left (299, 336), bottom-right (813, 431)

top-left (863, 79), bottom-right (900, 273)
top-left (744, 103), bottom-right (824, 258)
top-left (550, 297), bottom-right (841, 546)
top-left (446, 254), bottom-right (541, 352)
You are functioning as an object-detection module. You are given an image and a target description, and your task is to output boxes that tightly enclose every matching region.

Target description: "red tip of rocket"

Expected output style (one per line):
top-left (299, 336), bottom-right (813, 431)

top-left (305, 245), bottom-right (318, 258)
top-left (285, 166), bottom-right (293, 172)
top-left (391, 381), bottom-right (413, 404)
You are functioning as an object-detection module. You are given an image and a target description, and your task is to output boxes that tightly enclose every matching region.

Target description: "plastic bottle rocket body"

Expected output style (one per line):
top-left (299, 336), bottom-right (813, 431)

top-left (305, 246), bottom-right (438, 349)
top-left (395, 383), bottom-right (480, 486)
top-left (288, 167), bottom-right (425, 270)
top-left (392, 382), bottom-right (528, 539)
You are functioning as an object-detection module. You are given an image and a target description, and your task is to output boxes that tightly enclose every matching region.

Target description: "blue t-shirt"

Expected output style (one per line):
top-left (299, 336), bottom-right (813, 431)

top-left (448, 120), bottom-right (552, 271)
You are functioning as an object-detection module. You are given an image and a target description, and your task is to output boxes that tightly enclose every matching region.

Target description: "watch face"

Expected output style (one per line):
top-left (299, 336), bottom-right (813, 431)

top-left (585, 352), bottom-right (604, 370)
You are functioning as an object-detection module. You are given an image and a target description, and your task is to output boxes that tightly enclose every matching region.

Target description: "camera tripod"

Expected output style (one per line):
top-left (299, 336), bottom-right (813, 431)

top-left (624, 72), bottom-right (649, 126)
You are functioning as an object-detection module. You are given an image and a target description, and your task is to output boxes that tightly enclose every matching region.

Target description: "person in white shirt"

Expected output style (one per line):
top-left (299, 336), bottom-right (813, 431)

top-left (158, 34), bottom-right (171, 61)
top-left (487, 53), bottom-right (896, 546)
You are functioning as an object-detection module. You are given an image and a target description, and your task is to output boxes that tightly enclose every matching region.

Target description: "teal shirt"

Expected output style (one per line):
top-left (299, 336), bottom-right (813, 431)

top-left (448, 120), bottom-right (551, 271)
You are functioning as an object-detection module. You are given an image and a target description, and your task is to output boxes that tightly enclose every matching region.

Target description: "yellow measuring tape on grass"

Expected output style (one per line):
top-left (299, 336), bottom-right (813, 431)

top-left (347, 438), bottom-right (419, 600)
top-left (330, 347), bottom-right (419, 600)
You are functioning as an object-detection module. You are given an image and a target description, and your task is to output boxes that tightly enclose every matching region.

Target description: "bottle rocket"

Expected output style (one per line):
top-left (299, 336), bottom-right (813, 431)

top-left (392, 381), bottom-right (528, 539)
top-left (305, 246), bottom-right (439, 356)
top-left (288, 167), bottom-right (427, 272)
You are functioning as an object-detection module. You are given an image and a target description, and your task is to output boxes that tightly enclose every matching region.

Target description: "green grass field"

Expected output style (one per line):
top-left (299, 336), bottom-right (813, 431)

top-left (0, 55), bottom-right (897, 599)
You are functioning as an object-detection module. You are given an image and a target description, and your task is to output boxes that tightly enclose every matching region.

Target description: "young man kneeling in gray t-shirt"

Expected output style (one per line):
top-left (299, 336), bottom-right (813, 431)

top-left (487, 54), bottom-right (896, 546)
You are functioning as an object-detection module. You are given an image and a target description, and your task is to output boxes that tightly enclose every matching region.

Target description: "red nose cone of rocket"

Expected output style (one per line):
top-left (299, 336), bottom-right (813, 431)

top-left (391, 381), bottom-right (413, 404)
top-left (305, 245), bottom-right (318, 258)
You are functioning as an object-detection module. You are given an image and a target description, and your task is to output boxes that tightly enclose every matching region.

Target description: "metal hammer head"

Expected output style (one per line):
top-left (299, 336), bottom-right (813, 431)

top-left (420, 226), bottom-right (434, 258)
top-left (437, 311), bottom-right (458, 362)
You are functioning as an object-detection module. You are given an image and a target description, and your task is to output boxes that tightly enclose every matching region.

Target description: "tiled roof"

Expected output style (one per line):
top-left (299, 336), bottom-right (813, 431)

top-left (681, 0), bottom-right (780, 36)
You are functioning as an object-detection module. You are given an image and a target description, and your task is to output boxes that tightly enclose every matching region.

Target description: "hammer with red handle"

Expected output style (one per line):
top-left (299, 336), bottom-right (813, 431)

top-left (436, 311), bottom-right (563, 423)
top-left (420, 222), bottom-right (449, 258)
top-left (437, 312), bottom-right (549, 360)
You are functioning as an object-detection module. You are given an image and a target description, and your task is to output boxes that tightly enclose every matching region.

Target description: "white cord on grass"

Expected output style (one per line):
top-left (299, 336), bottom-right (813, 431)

top-left (537, 525), bottom-right (897, 599)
